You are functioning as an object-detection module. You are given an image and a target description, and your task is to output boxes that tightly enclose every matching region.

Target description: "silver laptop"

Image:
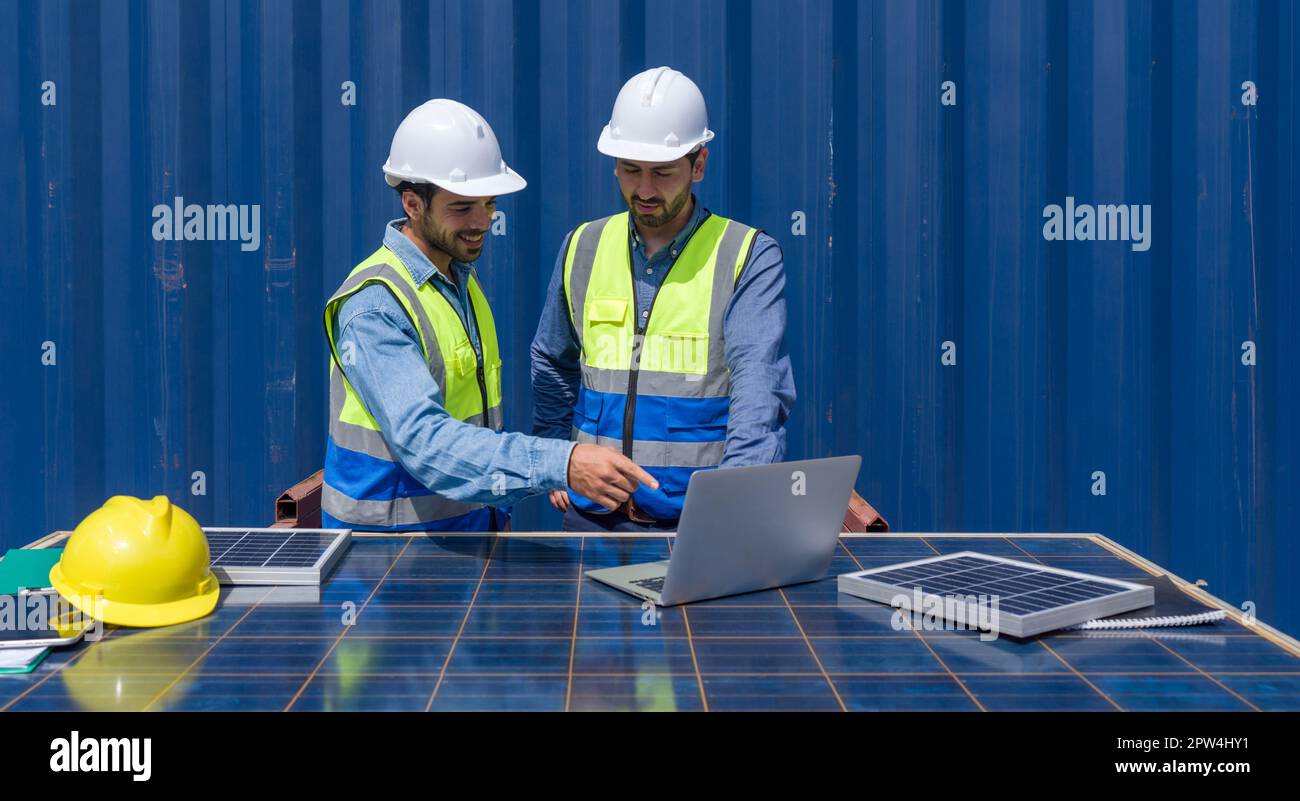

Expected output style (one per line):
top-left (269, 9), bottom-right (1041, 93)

top-left (585, 455), bottom-right (862, 606)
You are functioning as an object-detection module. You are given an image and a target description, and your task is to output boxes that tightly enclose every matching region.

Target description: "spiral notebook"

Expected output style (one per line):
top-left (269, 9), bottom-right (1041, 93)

top-left (1070, 574), bottom-right (1226, 630)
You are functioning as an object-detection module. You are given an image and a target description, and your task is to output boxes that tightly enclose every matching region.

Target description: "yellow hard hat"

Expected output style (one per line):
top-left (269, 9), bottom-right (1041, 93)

top-left (49, 495), bottom-right (220, 628)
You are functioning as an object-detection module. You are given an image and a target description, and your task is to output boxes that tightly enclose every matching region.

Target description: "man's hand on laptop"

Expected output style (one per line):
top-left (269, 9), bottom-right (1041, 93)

top-left (566, 444), bottom-right (658, 511)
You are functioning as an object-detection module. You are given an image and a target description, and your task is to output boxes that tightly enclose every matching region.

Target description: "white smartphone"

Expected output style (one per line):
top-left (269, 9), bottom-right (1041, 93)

top-left (0, 590), bottom-right (95, 648)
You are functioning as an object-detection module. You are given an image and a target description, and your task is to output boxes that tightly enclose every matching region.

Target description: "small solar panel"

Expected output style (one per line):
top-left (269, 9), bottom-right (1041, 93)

top-left (203, 528), bottom-right (351, 586)
top-left (838, 551), bottom-right (1154, 638)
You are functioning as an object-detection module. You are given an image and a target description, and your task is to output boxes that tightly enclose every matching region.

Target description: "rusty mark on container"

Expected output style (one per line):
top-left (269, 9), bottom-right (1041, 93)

top-left (265, 255), bottom-right (296, 290)
top-left (153, 257), bottom-right (186, 292)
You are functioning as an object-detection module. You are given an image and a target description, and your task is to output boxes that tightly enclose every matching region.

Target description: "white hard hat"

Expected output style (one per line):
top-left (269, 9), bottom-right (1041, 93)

top-left (597, 67), bottom-right (715, 163)
top-left (382, 98), bottom-right (526, 196)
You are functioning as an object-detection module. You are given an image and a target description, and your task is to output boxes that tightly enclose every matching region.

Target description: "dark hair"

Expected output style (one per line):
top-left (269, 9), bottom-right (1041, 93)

top-left (685, 148), bottom-right (702, 168)
top-left (394, 181), bottom-right (439, 219)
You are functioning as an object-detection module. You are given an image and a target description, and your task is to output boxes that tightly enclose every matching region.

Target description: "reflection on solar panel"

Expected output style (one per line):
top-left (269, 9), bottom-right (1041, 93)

top-left (838, 551), bottom-right (1153, 638)
top-left (203, 528), bottom-right (351, 586)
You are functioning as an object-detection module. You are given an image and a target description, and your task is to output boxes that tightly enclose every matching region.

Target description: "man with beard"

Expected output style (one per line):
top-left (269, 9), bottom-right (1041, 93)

top-left (531, 68), bottom-right (796, 532)
top-left (323, 99), bottom-right (656, 532)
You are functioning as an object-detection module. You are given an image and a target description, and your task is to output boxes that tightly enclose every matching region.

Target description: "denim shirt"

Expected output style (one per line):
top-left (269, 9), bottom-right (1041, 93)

top-left (329, 219), bottom-right (575, 506)
top-left (530, 198), bottom-right (796, 466)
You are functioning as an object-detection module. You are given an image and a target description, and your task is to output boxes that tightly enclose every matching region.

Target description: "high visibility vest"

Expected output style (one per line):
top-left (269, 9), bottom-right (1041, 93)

top-left (563, 211), bottom-right (758, 520)
top-left (322, 245), bottom-right (504, 531)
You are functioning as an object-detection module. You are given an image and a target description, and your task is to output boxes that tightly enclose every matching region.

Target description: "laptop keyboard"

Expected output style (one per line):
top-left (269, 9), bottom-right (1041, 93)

top-left (631, 576), bottom-right (666, 593)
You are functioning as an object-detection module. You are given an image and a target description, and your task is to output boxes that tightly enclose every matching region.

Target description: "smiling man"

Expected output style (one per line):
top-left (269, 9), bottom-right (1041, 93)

top-left (323, 99), bottom-right (656, 532)
top-left (531, 68), bottom-right (796, 532)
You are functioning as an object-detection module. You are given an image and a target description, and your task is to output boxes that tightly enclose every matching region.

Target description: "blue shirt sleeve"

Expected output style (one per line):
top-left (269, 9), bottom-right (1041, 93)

top-left (529, 233), bottom-right (582, 440)
top-left (334, 284), bottom-right (576, 505)
top-left (719, 232), bottom-right (796, 466)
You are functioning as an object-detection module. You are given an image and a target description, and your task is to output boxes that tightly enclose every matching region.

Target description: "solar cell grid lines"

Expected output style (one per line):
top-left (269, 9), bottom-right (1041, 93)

top-left (203, 528), bottom-right (351, 585)
top-left (866, 557), bottom-right (1131, 614)
top-left (838, 552), bottom-right (1155, 638)
top-left (6, 534), bottom-right (1299, 712)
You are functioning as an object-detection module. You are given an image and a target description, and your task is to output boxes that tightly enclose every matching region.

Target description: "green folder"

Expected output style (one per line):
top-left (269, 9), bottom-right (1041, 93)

top-left (0, 548), bottom-right (64, 595)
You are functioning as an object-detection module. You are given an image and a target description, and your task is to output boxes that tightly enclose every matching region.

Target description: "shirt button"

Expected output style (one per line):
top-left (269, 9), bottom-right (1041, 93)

top-left (641, 311), bottom-right (649, 319)
top-left (645, 268), bottom-right (653, 275)
top-left (671, 249), bottom-right (678, 257)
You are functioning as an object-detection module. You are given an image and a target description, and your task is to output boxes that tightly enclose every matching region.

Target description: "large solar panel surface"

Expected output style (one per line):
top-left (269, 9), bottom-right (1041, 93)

top-left (838, 551), bottom-right (1154, 638)
top-left (3, 534), bottom-right (1295, 711)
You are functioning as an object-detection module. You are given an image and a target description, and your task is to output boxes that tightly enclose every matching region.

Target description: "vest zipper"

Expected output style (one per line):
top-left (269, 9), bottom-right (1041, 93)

top-left (462, 281), bottom-right (498, 531)
top-left (621, 252), bottom-right (675, 458)
top-left (619, 211), bottom-right (711, 461)
top-left (462, 287), bottom-right (491, 428)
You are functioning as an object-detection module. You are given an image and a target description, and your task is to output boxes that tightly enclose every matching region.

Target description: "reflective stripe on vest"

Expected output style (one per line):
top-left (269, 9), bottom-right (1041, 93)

top-left (562, 211), bottom-right (757, 520)
top-left (322, 245), bottom-right (504, 529)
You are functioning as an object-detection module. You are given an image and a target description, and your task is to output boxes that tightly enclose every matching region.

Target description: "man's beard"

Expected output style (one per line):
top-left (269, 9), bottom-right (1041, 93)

top-left (627, 185), bottom-right (691, 228)
top-left (417, 214), bottom-right (485, 264)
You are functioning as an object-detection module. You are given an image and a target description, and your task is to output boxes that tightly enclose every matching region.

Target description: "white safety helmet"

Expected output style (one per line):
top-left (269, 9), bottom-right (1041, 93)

top-left (597, 67), bottom-right (715, 163)
top-left (382, 98), bottom-right (526, 196)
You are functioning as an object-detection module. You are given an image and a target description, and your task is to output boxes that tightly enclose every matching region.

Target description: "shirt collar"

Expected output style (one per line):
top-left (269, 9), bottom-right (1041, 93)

top-left (628, 195), bottom-right (709, 260)
top-left (383, 217), bottom-right (471, 289)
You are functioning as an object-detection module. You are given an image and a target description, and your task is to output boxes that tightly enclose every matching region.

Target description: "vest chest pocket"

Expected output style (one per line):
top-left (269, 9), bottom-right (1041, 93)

top-left (583, 296), bottom-right (632, 369)
top-left (643, 330), bottom-right (709, 375)
top-left (451, 344), bottom-right (477, 377)
top-left (483, 355), bottom-right (503, 409)
top-left (440, 344), bottom-right (479, 420)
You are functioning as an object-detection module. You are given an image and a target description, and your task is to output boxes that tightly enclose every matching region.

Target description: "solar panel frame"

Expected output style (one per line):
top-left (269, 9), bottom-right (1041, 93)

top-left (837, 551), bottom-right (1154, 638)
top-left (203, 527), bottom-right (351, 586)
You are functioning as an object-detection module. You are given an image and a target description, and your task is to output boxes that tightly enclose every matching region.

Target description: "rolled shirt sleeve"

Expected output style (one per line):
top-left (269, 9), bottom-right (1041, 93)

top-left (333, 284), bottom-right (575, 506)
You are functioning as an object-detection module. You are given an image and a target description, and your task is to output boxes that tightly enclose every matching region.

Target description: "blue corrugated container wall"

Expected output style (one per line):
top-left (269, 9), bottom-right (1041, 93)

top-left (1, 0), bottom-right (1296, 634)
